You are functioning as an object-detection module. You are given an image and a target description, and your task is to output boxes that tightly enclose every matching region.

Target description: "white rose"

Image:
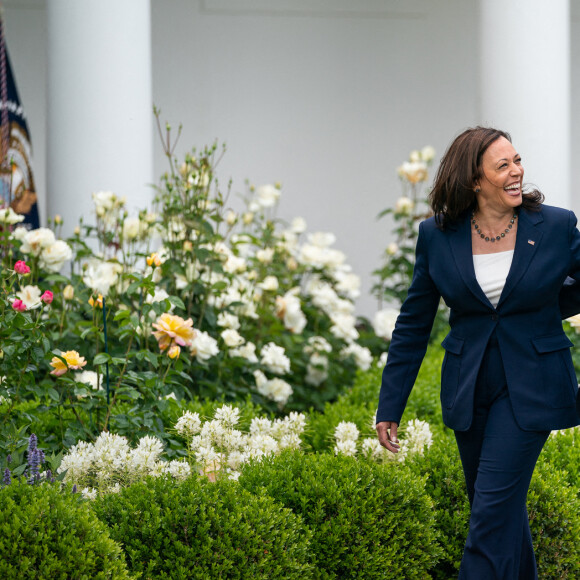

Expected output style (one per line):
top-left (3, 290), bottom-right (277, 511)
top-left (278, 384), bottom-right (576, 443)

top-left (11, 226), bottom-right (28, 242)
top-left (305, 353), bottom-right (329, 386)
top-left (386, 242), bottom-right (399, 256)
top-left (307, 232), bottom-right (336, 248)
top-left (398, 162), bottom-right (428, 185)
top-left (122, 217), bottom-right (141, 241)
top-left (92, 190), bottom-right (117, 212)
top-left (259, 276), bottom-right (279, 292)
top-left (333, 270), bottom-right (361, 300)
top-left (217, 312), bottom-right (240, 330)
top-left (82, 259), bottom-right (123, 296)
top-left (259, 377), bottom-right (293, 406)
top-left (0, 207), bottom-right (25, 225)
top-left (20, 228), bottom-right (56, 256)
top-left (255, 184), bottom-right (281, 208)
top-left (304, 336), bottom-right (332, 355)
top-left (230, 341), bottom-right (258, 363)
top-left (421, 145), bottom-right (436, 163)
top-left (225, 210), bottom-right (237, 225)
top-left (39, 240), bottom-right (73, 272)
top-left (260, 342), bottom-right (290, 375)
top-left (75, 370), bottom-right (101, 391)
top-left (329, 313), bottom-right (359, 341)
top-left (309, 282), bottom-right (339, 312)
top-left (224, 255), bottom-right (246, 274)
top-left (221, 329), bottom-right (245, 347)
top-left (409, 150), bottom-right (421, 162)
top-left (275, 291), bottom-right (306, 334)
top-left (291, 217), bottom-right (307, 234)
top-left (16, 285), bottom-right (42, 309)
top-left (190, 331), bottom-right (219, 362)
top-left (395, 196), bottom-right (415, 215)
top-left (256, 248), bottom-right (275, 264)
top-left (373, 308), bottom-right (400, 340)
top-left (340, 343), bottom-right (373, 371)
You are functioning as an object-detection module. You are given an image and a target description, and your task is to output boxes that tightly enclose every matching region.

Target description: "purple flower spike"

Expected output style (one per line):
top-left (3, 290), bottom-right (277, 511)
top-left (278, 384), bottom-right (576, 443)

top-left (72, 484), bottom-right (77, 494)
top-left (6, 454), bottom-right (11, 464)
top-left (3, 468), bottom-right (11, 486)
top-left (28, 434), bottom-right (38, 454)
top-left (26, 434), bottom-right (45, 485)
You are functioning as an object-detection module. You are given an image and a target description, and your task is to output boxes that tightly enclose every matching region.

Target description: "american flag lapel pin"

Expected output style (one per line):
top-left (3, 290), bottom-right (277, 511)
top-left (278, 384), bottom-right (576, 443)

top-left (528, 240), bottom-right (535, 246)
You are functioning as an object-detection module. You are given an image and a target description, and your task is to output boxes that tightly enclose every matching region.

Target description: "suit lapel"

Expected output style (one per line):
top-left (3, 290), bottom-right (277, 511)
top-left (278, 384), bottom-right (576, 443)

top-left (497, 208), bottom-right (543, 307)
top-left (448, 213), bottom-right (493, 308)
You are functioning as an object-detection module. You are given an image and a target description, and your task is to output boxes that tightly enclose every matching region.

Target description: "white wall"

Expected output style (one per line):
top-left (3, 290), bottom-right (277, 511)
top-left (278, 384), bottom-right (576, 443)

top-left (151, 0), bottom-right (479, 316)
top-left (4, 0), bottom-right (580, 317)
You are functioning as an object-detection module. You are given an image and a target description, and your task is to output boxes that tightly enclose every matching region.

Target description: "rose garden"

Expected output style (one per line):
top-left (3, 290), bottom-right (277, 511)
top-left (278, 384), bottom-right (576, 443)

top-left (1, 136), bottom-right (579, 579)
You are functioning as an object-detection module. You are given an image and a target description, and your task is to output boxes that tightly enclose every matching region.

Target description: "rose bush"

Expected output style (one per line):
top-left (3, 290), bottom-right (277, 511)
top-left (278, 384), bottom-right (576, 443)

top-left (0, 122), bottom-right (380, 454)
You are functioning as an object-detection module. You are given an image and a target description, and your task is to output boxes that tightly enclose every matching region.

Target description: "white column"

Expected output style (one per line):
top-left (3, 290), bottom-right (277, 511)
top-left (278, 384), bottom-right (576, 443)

top-left (479, 0), bottom-right (570, 208)
top-left (46, 0), bottom-right (153, 234)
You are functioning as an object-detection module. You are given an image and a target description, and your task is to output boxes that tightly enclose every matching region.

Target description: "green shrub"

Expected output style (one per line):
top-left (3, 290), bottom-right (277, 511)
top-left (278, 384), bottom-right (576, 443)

top-left (239, 451), bottom-right (442, 579)
top-left (93, 475), bottom-right (312, 579)
top-left (0, 480), bottom-right (131, 579)
top-left (529, 462), bottom-right (580, 579)
top-left (406, 434), bottom-right (469, 580)
top-left (539, 428), bottom-right (580, 494)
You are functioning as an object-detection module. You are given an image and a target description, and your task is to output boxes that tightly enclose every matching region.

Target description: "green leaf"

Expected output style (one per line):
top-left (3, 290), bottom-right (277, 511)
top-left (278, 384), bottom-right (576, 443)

top-left (169, 296), bottom-right (186, 310)
top-left (93, 353), bottom-right (111, 365)
top-left (47, 387), bottom-right (60, 402)
top-left (114, 309), bottom-right (131, 321)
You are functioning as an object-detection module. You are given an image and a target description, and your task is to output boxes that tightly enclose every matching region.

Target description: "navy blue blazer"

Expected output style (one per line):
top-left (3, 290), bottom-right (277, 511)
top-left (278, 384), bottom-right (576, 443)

top-left (377, 204), bottom-right (580, 432)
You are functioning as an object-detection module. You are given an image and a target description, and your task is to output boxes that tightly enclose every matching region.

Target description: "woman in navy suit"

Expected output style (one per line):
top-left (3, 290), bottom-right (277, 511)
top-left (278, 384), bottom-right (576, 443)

top-left (376, 126), bottom-right (580, 580)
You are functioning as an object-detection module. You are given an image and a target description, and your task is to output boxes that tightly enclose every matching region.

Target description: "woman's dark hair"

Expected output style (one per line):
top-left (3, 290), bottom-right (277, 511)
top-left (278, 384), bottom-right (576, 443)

top-left (428, 126), bottom-right (544, 229)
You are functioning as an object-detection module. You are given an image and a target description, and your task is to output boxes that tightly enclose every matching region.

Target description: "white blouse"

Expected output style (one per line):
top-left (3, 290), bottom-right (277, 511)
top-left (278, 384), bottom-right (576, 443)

top-left (473, 250), bottom-right (514, 308)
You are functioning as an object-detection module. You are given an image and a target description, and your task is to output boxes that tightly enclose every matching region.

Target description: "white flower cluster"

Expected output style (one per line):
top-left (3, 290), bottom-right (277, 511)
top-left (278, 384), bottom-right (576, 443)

top-left (397, 418), bottom-right (433, 459)
top-left (333, 417), bottom-right (434, 464)
top-left (57, 431), bottom-right (191, 497)
top-left (82, 258), bottom-right (123, 296)
top-left (304, 336), bottom-right (332, 386)
top-left (175, 405), bottom-right (306, 480)
top-left (0, 207), bottom-right (25, 225)
top-left (14, 227), bottom-right (72, 273)
top-left (373, 308), bottom-right (400, 341)
top-left (334, 421), bottom-right (360, 457)
top-left (253, 370), bottom-right (293, 407)
top-left (275, 288), bottom-right (307, 334)
top-left (92, 191), bottom-right (126, 226)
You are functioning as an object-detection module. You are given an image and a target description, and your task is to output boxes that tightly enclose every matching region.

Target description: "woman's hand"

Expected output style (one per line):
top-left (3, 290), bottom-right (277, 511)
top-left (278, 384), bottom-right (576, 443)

top-left (376, 421), bottom-right (400, 453)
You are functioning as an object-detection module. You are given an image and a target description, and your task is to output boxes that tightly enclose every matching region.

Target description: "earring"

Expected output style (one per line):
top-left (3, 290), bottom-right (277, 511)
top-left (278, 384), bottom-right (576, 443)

top-left (475, 187), bottom-right (480, 193)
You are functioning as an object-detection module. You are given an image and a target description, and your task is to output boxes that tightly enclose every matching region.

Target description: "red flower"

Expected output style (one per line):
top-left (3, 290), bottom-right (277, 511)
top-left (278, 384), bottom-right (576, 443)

top-left (14, 260), bottom-right (31, 275)
top-left (12, 299), bottom-right (26, 312)
top-left (41, 290), bottom-right (54, 304)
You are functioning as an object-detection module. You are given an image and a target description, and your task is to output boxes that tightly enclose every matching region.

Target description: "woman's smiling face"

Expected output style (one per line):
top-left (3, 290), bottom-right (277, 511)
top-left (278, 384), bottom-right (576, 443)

top-left (475, 136), bottom-right (524, 212)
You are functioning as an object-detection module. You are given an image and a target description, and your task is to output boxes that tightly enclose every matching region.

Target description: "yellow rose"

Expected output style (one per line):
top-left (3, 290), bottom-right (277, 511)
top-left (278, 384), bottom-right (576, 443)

top-left (50, 350), bottom-right (87, 376)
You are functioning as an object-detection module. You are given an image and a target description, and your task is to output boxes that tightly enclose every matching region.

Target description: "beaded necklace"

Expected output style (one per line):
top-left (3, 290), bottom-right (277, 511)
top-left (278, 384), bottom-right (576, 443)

top-left (471, 211), bottom-right (517, 243)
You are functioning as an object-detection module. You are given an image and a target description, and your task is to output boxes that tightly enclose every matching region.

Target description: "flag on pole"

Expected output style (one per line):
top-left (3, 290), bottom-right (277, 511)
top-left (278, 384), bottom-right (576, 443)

top-left (0, 11), bottom-right (39, 229)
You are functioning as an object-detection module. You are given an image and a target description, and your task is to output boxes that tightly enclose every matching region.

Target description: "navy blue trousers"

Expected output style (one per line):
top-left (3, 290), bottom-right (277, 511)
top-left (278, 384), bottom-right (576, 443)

top-left (454, 333), bottom-right (549, 580)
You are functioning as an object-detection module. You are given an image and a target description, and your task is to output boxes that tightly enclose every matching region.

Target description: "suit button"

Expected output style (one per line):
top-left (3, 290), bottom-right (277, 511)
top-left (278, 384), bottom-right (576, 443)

top-left (491, 314), bottom-right (498, 321)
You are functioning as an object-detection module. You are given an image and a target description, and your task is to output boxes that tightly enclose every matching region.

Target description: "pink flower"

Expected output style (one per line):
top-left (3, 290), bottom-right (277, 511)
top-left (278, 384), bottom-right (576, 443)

top-left (12, 299), bottom-right (26, 312)
top-left (14, 260), bottom-right (31, 275)
top-left (41, 290), bottom-right (54, 304)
